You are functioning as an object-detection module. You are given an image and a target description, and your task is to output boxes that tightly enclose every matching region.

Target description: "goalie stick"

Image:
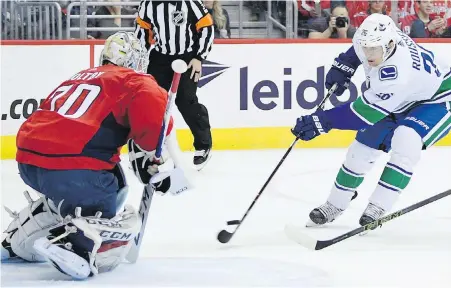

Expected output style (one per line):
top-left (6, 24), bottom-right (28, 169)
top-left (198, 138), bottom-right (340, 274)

top-left (126, 60), bottom-right (188, 263)
top-left (285, 188), bottom-right (451, 250)
top-left (216, 83), bottom-right (338, 244)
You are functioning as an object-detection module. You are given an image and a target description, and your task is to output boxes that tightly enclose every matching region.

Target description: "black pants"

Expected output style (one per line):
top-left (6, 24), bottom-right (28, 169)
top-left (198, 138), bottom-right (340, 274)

top-left (147, 50), bottom-right (212, 150)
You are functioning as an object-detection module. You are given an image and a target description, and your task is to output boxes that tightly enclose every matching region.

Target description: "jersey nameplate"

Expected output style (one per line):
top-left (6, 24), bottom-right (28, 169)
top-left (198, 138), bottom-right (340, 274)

top-left (379, 65), bottom-right (398, 81)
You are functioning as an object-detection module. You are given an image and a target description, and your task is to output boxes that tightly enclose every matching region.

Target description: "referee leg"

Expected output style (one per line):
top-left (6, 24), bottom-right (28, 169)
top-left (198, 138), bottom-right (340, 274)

top-left (147, 53), bottom-right (173, 91)
top-left (176, 67), bottom-right (212, 151)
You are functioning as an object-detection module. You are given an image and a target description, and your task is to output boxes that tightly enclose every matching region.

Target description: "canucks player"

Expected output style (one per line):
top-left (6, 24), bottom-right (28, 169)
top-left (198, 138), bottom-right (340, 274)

top-left (291, 13), bottom-right (451, 227)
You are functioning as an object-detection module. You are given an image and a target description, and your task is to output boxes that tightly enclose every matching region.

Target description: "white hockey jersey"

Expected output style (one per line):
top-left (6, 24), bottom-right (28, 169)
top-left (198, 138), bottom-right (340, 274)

top-left (350, 29), bottom-right (451, 126)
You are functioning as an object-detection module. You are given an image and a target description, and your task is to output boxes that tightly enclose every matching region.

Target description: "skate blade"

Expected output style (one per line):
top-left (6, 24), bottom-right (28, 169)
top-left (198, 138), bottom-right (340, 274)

top-left (193, 153), bottom-right (212, 171)
top-left (305, 218), bottom-right (323, 228)
top-left (33, 237), bottom-right (91, 280)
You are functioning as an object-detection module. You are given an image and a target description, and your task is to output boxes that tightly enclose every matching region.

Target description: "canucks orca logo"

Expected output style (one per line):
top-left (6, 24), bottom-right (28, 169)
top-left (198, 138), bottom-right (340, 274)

top-left (198, 60), bottom-right (230, 88)
top-left (379, 65), bottom-right (397, 81)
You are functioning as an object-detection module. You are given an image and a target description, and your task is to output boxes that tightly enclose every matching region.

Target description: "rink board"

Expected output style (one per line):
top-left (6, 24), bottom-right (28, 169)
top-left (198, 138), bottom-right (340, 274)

top-left (1, 39), bottom-right (451, 159)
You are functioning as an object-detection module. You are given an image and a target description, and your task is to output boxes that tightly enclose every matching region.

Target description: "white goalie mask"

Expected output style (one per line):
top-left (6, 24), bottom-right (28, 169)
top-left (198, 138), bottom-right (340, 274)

top-left (99, 32), bottom-right (149, 73)
top-left (354, 14), bottom-right (398, 67)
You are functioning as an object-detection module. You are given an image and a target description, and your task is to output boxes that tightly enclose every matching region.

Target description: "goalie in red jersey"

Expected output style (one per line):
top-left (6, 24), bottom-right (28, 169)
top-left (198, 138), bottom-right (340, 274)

top-left (1, 32), bottom-right (187, 280)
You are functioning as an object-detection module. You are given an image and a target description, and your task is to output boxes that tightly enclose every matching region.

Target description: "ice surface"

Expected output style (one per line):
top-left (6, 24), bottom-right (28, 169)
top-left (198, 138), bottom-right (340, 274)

top-left (1, 147), bottom-right (451, 287)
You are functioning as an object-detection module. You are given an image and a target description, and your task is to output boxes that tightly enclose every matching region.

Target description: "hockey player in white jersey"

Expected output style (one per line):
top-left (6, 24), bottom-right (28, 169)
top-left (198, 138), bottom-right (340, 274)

top-left (291, 13), bottom-right (451, 227)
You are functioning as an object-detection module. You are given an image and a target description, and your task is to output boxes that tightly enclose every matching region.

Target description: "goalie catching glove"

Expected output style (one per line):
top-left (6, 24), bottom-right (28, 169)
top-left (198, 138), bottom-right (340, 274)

top-left (127, 138), bottom-right (189, 196)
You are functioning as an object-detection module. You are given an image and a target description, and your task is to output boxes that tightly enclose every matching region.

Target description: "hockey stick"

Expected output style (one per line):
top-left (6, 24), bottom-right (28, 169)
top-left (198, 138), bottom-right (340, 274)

top-left (216, 83), bottom-right (338, 244)
top-left (126, 60), bottom-right (188, 263)
top-left (285, 188), bottom-right (451, 250)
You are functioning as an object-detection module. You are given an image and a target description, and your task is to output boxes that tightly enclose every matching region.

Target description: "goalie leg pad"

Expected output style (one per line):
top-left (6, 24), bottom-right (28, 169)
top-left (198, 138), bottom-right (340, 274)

top-left (33, 205), bottom-right (141, 280)
top-left (1, 191), bottom-right (62, 262)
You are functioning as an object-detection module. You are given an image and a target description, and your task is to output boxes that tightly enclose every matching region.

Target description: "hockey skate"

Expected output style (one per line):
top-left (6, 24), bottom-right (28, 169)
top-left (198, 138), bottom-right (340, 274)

top-left (306, 191), bottom-right (358, 227)
top-left (306, 202), bottom-right (344, 227)
top-left (360, 203), bottom-right (386, 226)
top-left (358, 203), bottom-right (386, 236)
top-left (193, 148), bottom-right (212, 171)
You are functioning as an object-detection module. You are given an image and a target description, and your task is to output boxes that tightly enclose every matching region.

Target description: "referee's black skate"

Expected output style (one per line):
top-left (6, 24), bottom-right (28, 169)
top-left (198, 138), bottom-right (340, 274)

top-left (193, 148), bottom-right (212, 171)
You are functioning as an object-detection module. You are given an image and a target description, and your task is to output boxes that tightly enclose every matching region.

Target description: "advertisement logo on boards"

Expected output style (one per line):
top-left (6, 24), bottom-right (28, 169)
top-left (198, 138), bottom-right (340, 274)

top-left (198, 60), bottom-right (230, 88)
top-left (199, 60), bottom-right (369, 111)
top-left (2, 64), bottom-right (369, 121)
top-left (239, 66), bottom-right (370, 111)
top-left (1, 98), bottom-right (45, 121)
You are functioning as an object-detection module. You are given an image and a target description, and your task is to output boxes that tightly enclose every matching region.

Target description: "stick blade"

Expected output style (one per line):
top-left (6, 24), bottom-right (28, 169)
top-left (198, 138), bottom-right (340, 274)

top-left (217, 229), bottom-right (233, 244)
top-left (284, 225), bottom-right (319, 250)
top-left (227, 220), bottom-right (241, 225)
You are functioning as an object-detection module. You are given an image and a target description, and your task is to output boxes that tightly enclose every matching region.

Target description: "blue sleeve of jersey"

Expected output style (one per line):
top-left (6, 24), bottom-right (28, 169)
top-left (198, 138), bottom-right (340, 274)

top-left (323, 102), bottom-right (369, 131)
top-left (343, 46), bottom-right (362, 69)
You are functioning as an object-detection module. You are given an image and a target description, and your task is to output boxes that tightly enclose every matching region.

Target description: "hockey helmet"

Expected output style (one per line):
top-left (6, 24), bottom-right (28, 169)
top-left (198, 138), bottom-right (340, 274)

top-left (354, 14), bottom-right (398, 66)
top-left (99, 31), bottom-right (149, 73)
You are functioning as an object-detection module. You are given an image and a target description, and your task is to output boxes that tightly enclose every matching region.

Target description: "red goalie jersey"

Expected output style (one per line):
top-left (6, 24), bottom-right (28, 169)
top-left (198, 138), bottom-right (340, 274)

top-left (16, 64), bottom-right (173, 170)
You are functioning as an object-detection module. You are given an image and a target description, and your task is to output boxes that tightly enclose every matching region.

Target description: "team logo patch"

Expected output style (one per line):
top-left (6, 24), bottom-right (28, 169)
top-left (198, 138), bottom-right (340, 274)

top-left (172, 10), bottom-right (186, 26)
top-left (379, 65), bottom-right (398, 81)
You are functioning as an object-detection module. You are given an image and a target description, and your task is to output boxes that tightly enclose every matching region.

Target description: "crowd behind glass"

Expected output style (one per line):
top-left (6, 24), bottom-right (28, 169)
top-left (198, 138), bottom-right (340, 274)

top-left (2, 1), bottom-right (451, 40)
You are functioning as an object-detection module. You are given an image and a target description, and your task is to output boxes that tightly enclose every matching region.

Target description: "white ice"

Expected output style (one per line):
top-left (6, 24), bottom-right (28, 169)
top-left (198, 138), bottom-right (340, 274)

top-left (1, 147), bottom-right (451, 287)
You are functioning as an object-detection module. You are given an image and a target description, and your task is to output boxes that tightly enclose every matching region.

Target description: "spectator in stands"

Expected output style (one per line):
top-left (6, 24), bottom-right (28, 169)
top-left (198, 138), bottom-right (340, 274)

top-left (61, 1), bottom-right (97, 39)
top-left (203, 0), bottom-right (231, 38)
top-left (244, 1), bottom-right (266, 21)
top-left (308, 4), bottom-right (356, 39)
top-left (88, 0), bottom-right (136, 39)
top-left (299, 0), bottom-right (346, 18)
top-left (440, 25), bottom-right (451, 37)
top-left (368, 0), bottom-right (387, 14)
top-left (410, 0), bottom-right (447, 38)
top-left (349, 0), bottom-right (387, 28)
